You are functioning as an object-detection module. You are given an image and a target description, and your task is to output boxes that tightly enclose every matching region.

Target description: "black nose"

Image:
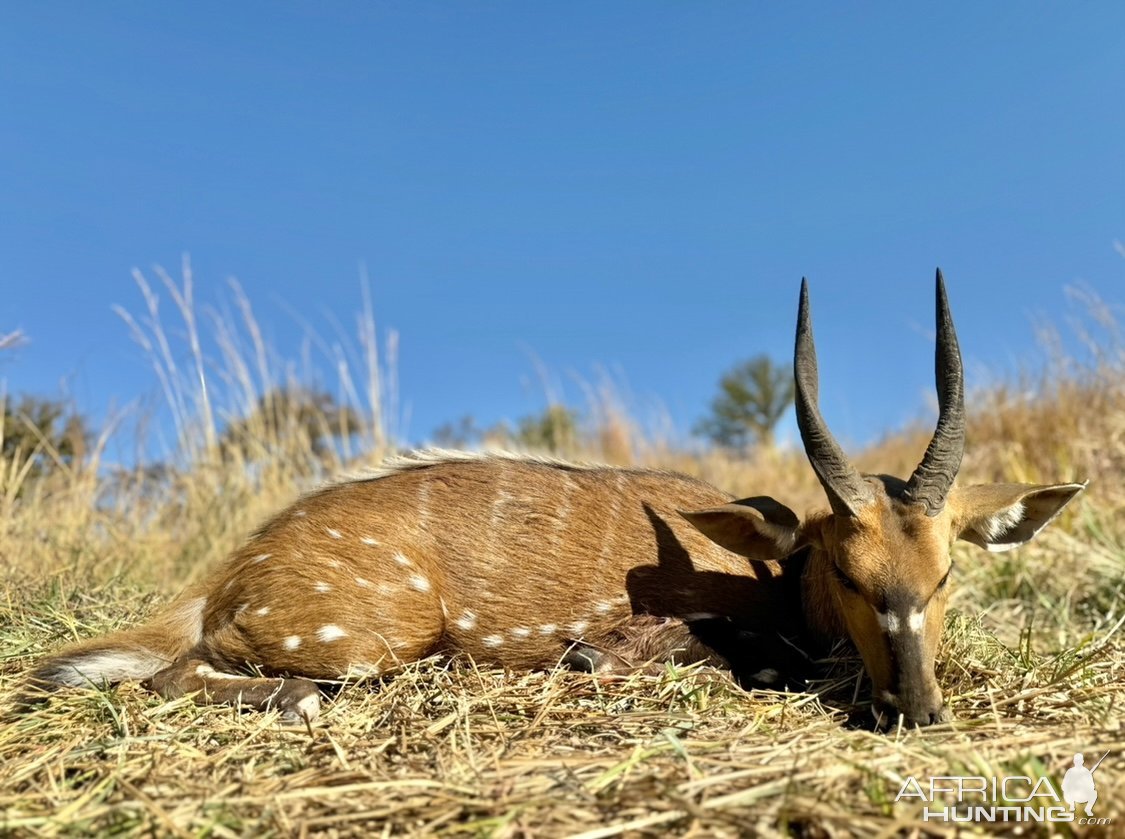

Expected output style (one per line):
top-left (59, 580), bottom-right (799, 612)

top-left (873, 697), bottom-right (952, 728)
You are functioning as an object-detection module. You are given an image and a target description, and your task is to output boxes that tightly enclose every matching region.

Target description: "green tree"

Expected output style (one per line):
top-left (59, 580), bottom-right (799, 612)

top-left (695, 355), bottom-right (794, 449)
top-left (220, 387), bottom-right (363, 461)
top-left (431, 414), bottom-right (483, 449)
top-left (514, 404), bottom-right (579, 454)
top-left (1, 395), bottom-right (90, 480)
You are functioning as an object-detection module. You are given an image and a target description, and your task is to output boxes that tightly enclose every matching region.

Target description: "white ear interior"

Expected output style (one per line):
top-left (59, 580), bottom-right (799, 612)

top-left (978, 501), bottom-right (1027, 551)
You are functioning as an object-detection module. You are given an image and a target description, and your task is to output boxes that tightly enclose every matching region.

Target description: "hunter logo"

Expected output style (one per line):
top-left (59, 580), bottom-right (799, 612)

top-left (1062, 752), bottom-right (1107, 817)
top-left (894, 749), bottom-right (1113, 825)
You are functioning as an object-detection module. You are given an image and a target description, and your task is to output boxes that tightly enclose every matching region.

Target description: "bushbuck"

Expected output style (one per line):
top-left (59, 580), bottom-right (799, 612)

top-left (24, 271), bottom-right (1085, 727)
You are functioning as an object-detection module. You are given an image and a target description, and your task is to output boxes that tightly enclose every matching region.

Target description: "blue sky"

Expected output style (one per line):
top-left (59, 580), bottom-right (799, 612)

top-left (2, 3), bottom-right (1123, 457)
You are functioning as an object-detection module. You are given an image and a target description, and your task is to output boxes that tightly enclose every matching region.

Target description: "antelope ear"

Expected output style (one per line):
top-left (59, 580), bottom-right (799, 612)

top-left (679, 496), bottom-right (802, 561)
top-left (950, 482), bottom-right (1087, 552)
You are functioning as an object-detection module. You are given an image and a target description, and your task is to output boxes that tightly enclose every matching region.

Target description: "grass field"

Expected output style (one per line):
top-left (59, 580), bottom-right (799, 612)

top-left (2, 275), bottom-right (1123, 836)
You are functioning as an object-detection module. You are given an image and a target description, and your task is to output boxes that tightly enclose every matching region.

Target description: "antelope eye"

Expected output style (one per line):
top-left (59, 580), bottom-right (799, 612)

top-left (937, 562), bottom-right (954, 590)
top-left (834, 565), bottom-right (859, 592)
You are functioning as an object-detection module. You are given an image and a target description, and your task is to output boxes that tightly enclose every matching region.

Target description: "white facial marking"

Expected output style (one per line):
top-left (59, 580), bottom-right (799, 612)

top-left (317, 624), bottom-right (348, 642)
top-left (314, 581), bottom-right (332, 593)
top-left (361, 536), bottom-right (380, 546)
top-left (256, 606), bottom-right (271, 616)
top-left (569, 620), bottom-right (589, 635)
top-left (456, 610), bottom-right (477, 631)
top-left (595, 601), bottom-right (612, 614)
top-left (511, 627), bottom-right (531, 638)
top-left (539, 624), bottom-right (557, 635)
top-left (284, 635), bottom-right (302, 650)
top-left (326, 527), bottom-right (342, 539)
top-left (355, 577), bottom-right (371, 588)
top-left (251, 553), bottom-right (271, 564)
top-left (409, 574), bottom-right (431, 592)
top-left (876, 611), bottom-right (900, 634)
top-left (482, 634), bottom-right (503, 648)
top-left (907, 609), bottom-right (925, 632)
top-left (393, 552), bottom-right (412, 567)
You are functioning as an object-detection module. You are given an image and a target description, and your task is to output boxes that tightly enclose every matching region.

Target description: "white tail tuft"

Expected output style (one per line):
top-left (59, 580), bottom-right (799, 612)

top-left (39, 649), bottom-right (172, 687)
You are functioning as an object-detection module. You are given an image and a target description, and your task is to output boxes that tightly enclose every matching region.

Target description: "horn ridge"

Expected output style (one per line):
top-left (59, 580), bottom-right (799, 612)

top-left (903, 268), bottom-right (966, 515)
top-left (794, 278), bottom-right (874, 517)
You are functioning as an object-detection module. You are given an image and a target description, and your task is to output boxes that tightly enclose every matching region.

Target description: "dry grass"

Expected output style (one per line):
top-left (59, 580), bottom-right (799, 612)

top-left (1, 270), bottom-right (1123, 836)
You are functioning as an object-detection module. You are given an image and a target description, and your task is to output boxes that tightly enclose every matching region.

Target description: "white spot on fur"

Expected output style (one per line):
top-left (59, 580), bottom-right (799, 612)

top-left (599, 476), bottom-right (624, 562)
top-left (194, 663), bottom-right (247, 681)
top-left (511, 627), bottom-right (531, 638)
top-left (393, 552), bottom-right (412, 567)
top-left (907, 609), bottom-right (925, 632)
top-left (355, 577), bottom-right (371, 588)
top-left (483, 634), bottom-right (503, 648)
top-left (293, 509), bottom-right (307, 518)
top-left (417, 480), bottom-right (432, 529)
top-left (595, 601), bottom-right (612, 614)
top-left (409, 574), bottom-right (431, 592)
top-left (456, 610), bottom-right (477, 631)
top-left (361, 536), bottom-right (379, 546)
top-left (252, 553), bottom-right (271, 564)
top-left (284, 636), bottom-right (302, 650)
top-left (539, 624), bottom-right (557, 635)
top-left (256, 606), bottom-right (271, 616)
top-left (326, 527), bottom-right (343, 539)
top-left (569, 620), bottom-right (589, 635)
top-left (491, 488), bottom-right (513, 531)
top-left (317, 624), bottom-right (348, 642)
top-left (314, 581), bottom-right (332, 593)
top-left (876, 611), bottom-right (900, 633)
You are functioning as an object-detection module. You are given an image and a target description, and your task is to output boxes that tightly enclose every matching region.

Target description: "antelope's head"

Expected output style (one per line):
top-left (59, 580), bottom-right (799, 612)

top-left (682, 271), bottom-right (1085, 727)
